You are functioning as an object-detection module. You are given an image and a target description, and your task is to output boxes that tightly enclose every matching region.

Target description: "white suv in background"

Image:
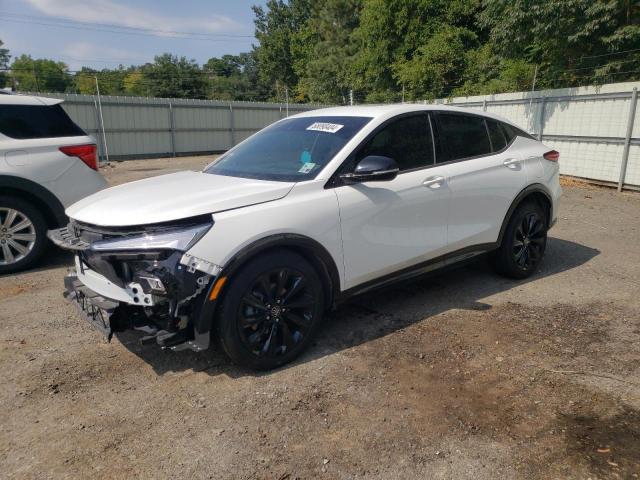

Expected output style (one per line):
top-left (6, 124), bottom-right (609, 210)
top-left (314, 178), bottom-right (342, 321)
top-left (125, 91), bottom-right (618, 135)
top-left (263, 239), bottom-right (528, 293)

top-left (50, 105), bottom-right (561, 370)
top-left (0, 93), bottom-right (107, 274)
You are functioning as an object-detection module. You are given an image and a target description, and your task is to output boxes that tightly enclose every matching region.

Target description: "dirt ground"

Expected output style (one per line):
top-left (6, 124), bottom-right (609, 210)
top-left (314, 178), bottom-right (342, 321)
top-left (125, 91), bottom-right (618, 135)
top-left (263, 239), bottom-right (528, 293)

top-left (1, 156), bottom-right (639, 479)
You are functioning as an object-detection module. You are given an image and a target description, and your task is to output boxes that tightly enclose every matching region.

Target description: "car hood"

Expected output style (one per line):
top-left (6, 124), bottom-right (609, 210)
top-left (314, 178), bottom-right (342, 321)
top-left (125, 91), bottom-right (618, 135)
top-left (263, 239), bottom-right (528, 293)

top-left (66, 171), bottom-right (295, 227)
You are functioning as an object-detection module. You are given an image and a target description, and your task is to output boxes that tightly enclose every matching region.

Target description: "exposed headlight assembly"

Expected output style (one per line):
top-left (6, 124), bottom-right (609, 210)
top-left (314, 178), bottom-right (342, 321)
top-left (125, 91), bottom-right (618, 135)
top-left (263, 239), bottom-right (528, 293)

top-left (90, 223), bottom-right (212, 253)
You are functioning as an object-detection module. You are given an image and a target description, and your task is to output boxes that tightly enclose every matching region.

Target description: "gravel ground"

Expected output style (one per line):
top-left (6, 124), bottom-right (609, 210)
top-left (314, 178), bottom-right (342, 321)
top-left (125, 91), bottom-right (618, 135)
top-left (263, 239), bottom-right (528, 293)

top-left (1, 156), bottom-right (639, 479)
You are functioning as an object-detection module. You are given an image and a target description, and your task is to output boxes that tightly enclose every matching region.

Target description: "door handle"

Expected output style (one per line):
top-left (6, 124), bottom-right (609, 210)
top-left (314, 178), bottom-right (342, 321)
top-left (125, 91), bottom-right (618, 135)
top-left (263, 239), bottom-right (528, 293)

top-left (503, 158), bottom-right (521, 169)
top-left (422, 175), bottom-right (446, 189)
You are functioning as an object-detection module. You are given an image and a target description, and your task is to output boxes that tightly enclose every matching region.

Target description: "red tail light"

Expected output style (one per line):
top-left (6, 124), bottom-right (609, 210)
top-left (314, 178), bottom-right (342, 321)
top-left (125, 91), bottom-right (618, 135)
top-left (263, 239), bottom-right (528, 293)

top-left (59, 144), bottom-right (98, 170)
top-left (543, 150), bottom-right (559, 162)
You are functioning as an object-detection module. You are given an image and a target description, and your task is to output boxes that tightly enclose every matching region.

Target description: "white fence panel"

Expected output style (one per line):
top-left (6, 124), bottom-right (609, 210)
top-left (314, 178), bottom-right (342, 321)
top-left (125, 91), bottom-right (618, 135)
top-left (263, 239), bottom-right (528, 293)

top-left (27, 81), bottom-right (640, 190)
top-left (438, 81), bottom-right (640, 189)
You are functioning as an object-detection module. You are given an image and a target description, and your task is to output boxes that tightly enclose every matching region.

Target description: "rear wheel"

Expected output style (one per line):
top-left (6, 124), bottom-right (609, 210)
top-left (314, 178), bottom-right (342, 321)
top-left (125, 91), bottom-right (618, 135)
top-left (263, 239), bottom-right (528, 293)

top-left (216, 250), bottom-right (325, 370)
top-left (0, 196), bottom-right (48, 275)
top-left (492, 201), bottom-right (547, 279)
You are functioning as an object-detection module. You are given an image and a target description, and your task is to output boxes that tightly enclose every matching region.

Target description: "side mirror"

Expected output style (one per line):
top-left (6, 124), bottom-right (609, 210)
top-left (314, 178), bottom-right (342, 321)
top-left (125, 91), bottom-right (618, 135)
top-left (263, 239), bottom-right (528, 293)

top-left (340, 155), bottom-right (399, 184)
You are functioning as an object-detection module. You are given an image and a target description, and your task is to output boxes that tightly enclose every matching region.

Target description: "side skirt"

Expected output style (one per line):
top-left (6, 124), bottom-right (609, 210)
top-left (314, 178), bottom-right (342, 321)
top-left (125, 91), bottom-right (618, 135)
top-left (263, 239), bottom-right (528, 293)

top-left (336, 243), bottom-right (497, 302)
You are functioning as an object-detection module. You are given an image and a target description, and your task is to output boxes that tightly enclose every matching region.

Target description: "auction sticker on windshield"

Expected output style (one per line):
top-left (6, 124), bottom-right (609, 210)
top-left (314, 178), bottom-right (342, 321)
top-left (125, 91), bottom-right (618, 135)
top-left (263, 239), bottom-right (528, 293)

top-left (306, 122), bottom-right (344, 133)
top-left (298, 162), bottom-right (316, 173)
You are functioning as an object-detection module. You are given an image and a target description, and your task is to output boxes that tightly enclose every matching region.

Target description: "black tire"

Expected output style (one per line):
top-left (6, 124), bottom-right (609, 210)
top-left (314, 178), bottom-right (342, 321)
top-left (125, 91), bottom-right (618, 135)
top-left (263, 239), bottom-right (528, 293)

top-left (216, 250), bottom-right (325, 370)
top-left (0, 196), bottom-right (49, 275)
top-left (492, 201), bottom-right (547, 279)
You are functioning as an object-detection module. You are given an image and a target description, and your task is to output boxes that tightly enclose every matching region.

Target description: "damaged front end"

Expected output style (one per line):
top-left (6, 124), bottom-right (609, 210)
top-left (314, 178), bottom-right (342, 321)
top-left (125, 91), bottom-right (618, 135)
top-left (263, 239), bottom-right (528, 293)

top-left (49, 216), bottom-right (221, 352)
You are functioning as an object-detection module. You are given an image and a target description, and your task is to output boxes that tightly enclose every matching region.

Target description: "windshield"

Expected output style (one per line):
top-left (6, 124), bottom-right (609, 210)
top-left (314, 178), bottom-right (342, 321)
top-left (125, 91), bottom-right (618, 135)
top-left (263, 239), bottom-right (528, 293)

top-left (205, 116), bottom-right (372, 182)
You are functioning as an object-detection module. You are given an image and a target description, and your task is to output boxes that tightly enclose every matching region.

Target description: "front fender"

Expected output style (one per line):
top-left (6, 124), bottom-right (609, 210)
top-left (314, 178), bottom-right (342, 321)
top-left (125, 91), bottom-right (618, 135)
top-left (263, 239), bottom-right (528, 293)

top-left (190, 232), bottom-right (342, 351)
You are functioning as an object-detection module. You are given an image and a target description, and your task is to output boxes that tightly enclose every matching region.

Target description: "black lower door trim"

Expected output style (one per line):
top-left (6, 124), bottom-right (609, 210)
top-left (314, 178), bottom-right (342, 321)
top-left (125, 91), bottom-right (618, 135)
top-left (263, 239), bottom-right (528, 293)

top-left (337, 242), bottom-right (497, 302)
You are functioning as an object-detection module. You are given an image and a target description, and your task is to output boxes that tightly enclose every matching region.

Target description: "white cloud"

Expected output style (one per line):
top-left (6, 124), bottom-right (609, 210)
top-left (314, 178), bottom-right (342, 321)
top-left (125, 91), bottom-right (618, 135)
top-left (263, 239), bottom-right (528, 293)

top-left (23, 0), bottom-right (243, 34)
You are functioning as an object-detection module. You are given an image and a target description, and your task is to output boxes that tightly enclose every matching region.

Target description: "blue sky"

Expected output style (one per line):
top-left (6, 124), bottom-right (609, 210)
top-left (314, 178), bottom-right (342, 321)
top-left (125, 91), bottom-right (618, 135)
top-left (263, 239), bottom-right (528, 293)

top-left (0, 0), bottom-right (267, 70)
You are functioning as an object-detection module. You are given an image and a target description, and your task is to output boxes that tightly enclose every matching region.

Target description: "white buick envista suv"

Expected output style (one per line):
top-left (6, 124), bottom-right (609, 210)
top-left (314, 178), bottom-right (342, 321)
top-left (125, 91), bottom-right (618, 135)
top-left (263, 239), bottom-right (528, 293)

top-left (50, 105), bottom-right (561, 370)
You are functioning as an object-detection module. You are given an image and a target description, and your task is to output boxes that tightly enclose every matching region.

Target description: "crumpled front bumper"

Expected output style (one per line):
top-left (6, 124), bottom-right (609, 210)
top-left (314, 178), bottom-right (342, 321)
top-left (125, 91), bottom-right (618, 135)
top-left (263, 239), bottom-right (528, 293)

top-left (64, 273), bottom-right (119, 340)
top-left (50, 222), bottom-right (223, 352)
top-left (62, 266), bottom-right (214, 352)
top-left (48, 226), bottom-right (90, 251)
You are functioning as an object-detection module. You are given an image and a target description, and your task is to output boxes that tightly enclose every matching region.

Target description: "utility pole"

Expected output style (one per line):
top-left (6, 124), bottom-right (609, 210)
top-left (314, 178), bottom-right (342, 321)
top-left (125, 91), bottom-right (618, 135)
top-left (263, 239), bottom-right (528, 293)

top-left (529, 64), bottom-right (539, 127)
top-left (349, 89), bottom-right (354, 106)
top-left (285, 86), bottom-right (289, 117)
top-left (531, 64), bottom-right (538, 92)
top-left (618, 87), bottom-right (638, 191)
top-left (32, 65), bottom-right (40, 93)
top-left (95, 76), bottom-right (110, 164)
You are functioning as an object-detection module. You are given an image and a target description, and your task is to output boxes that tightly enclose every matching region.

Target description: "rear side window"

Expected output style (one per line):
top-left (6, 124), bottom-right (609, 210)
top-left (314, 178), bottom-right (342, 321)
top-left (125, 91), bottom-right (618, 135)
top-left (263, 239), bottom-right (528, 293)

top-left (487, 119), bottom-right (507, 151)
top-left (0, 104), bottom-right (85, 139)
top-left (356, 114), bottom-right (434, 171)
top-left (500, 122), bottom-right (533, 142)
top-left (437, 113), bottom-right (492, 161)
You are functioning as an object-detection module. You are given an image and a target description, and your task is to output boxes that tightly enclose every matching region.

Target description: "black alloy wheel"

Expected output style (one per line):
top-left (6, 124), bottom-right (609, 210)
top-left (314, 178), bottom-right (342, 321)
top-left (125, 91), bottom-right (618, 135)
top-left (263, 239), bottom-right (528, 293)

top-left (216, 250), bottom-right (324, 370)
top-left (492, 200), bottom-right (547, 279)
top-left (512, 212), bottom-right (546, 271)
top-left (237, 267), bottom-right (315, 358)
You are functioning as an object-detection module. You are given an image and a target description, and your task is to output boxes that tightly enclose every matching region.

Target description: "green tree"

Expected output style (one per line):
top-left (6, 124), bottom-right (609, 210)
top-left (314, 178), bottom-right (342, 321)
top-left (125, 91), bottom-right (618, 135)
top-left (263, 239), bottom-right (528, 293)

top-left (74, 67), bottom-right (97, 94)
top-left (393, 26), bottom-right (477, 100)
top-left (204, 55), bottom-right (242, 77)
top-left (351, 0), bottom-right (482, 101)
top-left (293, 0), bottom-right (362, 103)
top-left (96, 68), bottom-right (128, 95)
top-left (74, 66), bottom-right (129, 95)
top-left (252, 0), bottom-right (313, 97)
top-left (480, 0), bottom-right (640, 87)
top-left (203, 55), bottom-right (242, 100)
top-left (141, 54), bottom-right (208, 98)
top-left (0, 40), bottom-right (10, 89)
top-left (202, 52), bottom-right (271, 101)
top-left (234, 51), bottom-right (272, 100)
top-left (10, 55), bottom-right (71, 93)
top-left (123, 70), bottom-right (147, 96)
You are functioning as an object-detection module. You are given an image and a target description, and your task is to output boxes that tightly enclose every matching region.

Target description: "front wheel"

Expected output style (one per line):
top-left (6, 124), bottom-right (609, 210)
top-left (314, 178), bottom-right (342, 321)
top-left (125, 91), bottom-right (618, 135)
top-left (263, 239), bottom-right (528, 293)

top-left (492, 201), bottom-right (547, 279)
top-left (216, 250), bottom-right (325, 370)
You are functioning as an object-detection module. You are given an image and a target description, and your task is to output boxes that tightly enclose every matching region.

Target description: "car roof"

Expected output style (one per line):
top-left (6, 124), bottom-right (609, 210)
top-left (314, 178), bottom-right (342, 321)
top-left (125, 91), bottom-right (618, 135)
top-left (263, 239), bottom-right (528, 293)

top-left (290, 103), bottom-right (521, 129)
top-left (0, 94), bottom-right (63, 106)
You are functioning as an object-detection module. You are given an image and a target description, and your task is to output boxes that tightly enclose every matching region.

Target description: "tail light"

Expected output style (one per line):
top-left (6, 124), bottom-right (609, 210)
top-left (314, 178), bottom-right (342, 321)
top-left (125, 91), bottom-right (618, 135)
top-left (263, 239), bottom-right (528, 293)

top-left (543, 150), bottom-right (559, 162)
top-left (59, 144), bottom-right (98, 170)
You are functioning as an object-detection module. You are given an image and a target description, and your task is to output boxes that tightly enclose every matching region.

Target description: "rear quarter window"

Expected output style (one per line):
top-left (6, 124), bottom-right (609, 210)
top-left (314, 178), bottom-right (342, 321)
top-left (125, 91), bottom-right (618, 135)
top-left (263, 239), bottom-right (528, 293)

top-left (500, 122), bottom-right (534, 142)
top-left (0, 104), bottom-right (86, 139)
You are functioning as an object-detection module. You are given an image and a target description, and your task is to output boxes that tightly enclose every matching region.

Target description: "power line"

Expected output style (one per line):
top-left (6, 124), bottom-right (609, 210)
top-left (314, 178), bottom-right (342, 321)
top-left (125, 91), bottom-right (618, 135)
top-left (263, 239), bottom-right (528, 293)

top-left (578, 47), bottom-right (640, 60)
top-left (437, 47), bottom-right (640, 92)
top-left (35, 54), bottom-right (152, 66)
top-left (561, 57), bottom-right (640, 73)
top-left (565, 67), bottom-right (640, 80)
top-left (439, 58), bottom-right (640, 94)
top-left (2, 67), bottom-right (251, 77)
top-left (0, 11), bottom-right (256, 39)
top-left (0, 17), bottom-right (255, 43)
